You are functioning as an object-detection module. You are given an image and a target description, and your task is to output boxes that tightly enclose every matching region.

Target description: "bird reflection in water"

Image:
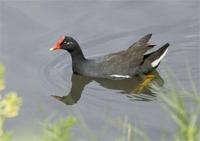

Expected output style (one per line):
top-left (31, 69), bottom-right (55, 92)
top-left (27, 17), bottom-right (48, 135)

top-left (52, 71), bottom-right (164, 105)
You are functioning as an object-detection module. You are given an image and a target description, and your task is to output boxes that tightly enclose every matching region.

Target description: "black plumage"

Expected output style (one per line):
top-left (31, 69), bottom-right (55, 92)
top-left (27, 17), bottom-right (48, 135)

top-left (50, 34), bottom-right (169, 79)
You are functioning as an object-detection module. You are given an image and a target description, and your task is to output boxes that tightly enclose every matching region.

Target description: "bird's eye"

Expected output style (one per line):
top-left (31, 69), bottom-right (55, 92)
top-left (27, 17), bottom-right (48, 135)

top-left (67, 42), bottom-right (73, 45)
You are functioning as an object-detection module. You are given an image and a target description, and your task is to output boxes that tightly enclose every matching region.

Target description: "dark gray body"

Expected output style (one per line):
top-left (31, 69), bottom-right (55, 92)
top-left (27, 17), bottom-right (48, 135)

top-left (69, 34), bottom-right (169, 79)
top-left (73, 54), bottom-right (141, 78)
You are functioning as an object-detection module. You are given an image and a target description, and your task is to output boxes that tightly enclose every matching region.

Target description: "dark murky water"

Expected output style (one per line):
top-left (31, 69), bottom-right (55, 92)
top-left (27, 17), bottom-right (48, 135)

top-left (0, 0), bottom-right (199, 140)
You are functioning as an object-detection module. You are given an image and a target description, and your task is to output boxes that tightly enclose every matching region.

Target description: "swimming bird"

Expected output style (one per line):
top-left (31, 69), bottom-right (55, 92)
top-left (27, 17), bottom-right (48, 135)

top-left (50, 34), bottom-right (169, 79)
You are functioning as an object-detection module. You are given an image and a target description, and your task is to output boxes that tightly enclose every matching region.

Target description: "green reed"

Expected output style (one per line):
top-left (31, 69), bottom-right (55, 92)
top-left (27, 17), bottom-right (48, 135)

top-left (39, 116), bottom-right (77, 141)
top-left (152, 81), bottom-right (200, 141)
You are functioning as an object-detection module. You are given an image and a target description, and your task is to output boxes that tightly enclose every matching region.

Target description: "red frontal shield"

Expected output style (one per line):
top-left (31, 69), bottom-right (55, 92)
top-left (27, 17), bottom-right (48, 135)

top-left (50, 36), bottom-right (65, 51)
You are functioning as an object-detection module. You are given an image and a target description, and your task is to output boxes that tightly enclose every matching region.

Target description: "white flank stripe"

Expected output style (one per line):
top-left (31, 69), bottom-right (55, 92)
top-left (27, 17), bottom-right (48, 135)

top-left (151, 48), bottom-right (168, 67)
top-left (110, 74), bottom-right (131, 78)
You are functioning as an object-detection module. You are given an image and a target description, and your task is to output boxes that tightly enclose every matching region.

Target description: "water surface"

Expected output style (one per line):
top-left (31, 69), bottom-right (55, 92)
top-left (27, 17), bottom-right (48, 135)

top-left (0, 0), bottom-right (199, 140)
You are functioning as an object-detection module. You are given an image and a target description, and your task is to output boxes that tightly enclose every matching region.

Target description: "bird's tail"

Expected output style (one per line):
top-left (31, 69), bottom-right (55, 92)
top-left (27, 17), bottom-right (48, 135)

top-left (140, 43), bottom-right (169, 72)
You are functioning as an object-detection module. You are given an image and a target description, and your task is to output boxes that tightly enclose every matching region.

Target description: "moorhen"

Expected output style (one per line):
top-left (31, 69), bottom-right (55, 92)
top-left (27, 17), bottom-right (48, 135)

top-left (50, 34), bottom-right (169, 79)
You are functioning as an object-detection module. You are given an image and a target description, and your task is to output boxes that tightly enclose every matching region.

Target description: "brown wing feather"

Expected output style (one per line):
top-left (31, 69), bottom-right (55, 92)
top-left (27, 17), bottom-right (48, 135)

top-left (104, 34), bottom-right (154, 65)
top-left (98, 34), bottom-right (155, 75)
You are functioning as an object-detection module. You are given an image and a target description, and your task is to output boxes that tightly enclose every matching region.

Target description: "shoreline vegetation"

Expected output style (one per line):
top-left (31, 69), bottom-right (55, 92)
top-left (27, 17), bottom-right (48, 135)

top-left (0, 63), bottom-right (199, 141)
top-left (0, 64), bottom-right (22, 141)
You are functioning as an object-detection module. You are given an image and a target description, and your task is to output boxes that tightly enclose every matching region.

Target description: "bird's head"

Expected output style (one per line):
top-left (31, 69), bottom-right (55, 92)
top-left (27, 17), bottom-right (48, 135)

top-left (50, 36), bottom-right (79, 52)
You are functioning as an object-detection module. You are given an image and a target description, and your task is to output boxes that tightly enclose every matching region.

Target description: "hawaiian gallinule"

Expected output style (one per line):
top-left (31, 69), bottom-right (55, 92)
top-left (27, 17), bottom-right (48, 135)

top-left (50, 34), bottom-right (169, 79)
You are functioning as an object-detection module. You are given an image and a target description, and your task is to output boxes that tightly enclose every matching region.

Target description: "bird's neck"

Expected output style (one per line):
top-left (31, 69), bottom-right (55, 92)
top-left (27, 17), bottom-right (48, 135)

top-left (70, 46), bottom-right (86, 62)
top-left (68, 45), bottom-right (86, 74)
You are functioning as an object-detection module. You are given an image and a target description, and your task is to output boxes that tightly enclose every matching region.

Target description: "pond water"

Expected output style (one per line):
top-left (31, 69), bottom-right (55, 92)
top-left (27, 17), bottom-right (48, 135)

top-left (0, 0), bottom-right (199, 140)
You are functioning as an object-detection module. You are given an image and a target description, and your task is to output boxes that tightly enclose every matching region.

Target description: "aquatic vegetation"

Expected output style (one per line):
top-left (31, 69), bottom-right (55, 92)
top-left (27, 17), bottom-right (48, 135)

top-left (112, 116), bottom-right (149, 141)
top-left (0, 92), bottom-right (22, 118)
top-left (0, 132), bottom-right (12, 141)
top-left (39, 116), bottom-right (77, 141)
top-left (0, 64), bottom-right (5, 91)
top-left (0, 64), bottom-right (22, 141)
top-left (152, 83), bottom-right (200, 141)
top-left (111, 85), bottom-right (200, 141)
top-left (163, 92), bottom-right (200, 141)
top-left (0, 92), bottom-right (22, 138)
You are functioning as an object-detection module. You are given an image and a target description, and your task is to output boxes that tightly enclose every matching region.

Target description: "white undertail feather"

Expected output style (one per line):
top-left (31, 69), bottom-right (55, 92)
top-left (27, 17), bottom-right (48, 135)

top-left (110, 74), bottom-right (131, 78)
top-left (151, 48), bottom-right (168, 67)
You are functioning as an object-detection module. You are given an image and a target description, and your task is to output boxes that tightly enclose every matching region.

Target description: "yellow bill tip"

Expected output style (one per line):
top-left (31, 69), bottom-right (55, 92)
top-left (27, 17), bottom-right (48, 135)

top-left (49, 48), bottom-right (54, 51)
